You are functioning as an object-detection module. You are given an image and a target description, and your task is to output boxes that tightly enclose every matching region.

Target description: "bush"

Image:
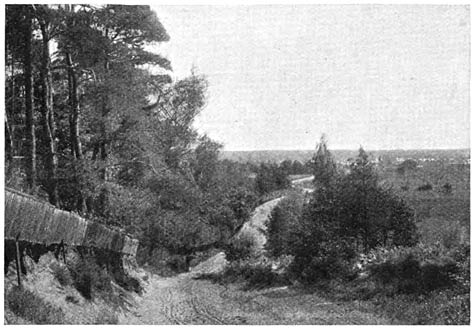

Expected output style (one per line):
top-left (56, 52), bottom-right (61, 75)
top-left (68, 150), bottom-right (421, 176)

top-left (266, 193), bottom-right (303, 258)
top-left (166, 254), bottom-right (189, 273)
top-left (50, 263), bottom-right (73, 286)
top-left (255, 163), bottom-right (290, 195)
top-left (244, 264), bottom-right (279, 289)
top-left (278, 146), bottom-right (419, 284)
top-left (417, 183), bottom-right (433, 191)
top-left (222, 260), bottom-right (289, 289)
top-left (441, 183), bottom-right (453, 195)
top-left (367, 250), bottom-right (457, 294)
top-left (291, 246), bottom-right (356, 284)
top-left (224, 230), bottom-right (257, 262)
top-left (68, 256), bottom-right (112, 300)
top-left (198, 258), bottom-right (290, 290)
top-left (7, 287), bottom-right (65, 324)
top-left (117, 276), bottom-right (143, 294)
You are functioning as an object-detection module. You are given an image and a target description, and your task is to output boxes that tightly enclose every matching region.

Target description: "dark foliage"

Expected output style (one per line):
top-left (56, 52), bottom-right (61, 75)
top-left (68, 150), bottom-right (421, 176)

top-left (417, 183), bottom-right (433, 191)
top-left (51, 263), bottom-right (73, 286)
top-left (197, 261), bottom-right (290, 290)
top-left (68, 256), bottom-right (112, 300)
top-left (266, 143), bottom-right (419, 283)
top-left (266, 193), bottom-right (303, 258)
top-left (441, 182), bottom-right (453, 194)
top-left (255, 163), bottom-right (290, 195)
top-left (223, 231), bottom-right (256, 262)
top-left (369, 253), bottom-right (457, 294)
top-left (396, 159), bottom-right (418, 175)
top-left (7, 287), bottom-right (66, 324)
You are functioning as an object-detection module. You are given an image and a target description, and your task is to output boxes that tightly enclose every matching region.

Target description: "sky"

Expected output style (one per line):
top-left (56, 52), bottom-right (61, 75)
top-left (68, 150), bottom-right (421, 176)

top-left (150, 5), bottom-right (470, 151)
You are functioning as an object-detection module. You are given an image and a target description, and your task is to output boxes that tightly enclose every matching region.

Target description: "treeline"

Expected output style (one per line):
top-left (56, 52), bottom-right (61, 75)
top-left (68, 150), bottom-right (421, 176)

top-left (251, 160), bottom-right (312, 195)
top-left (4, 5), bottom-right (258, 267)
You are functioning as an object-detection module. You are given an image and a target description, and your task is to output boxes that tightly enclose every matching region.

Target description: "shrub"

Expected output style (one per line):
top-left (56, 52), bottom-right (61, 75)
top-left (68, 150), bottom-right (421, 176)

top-left (282, 146), bottom-right (419, 284)
top-left (50, 263), bottom-right (73, 286)
top-left (244, 264), bottom-right (279, 289)
top-left (68, 256), bottom-right (112, 300)
top-left (255, 163), bottom-right (290, 195)
top-left (224, 230), bottom-right (257, 262)
top-left (291, 247), bottom-right (356, 284)
top-left (417, 183), bottom-right (432, 191)
top-left (7, 287), bottom-right (65, 324)
top-left (199, 258), bottom-right (290, 289)
top-left (266, 193), bottom-right (303, 258)
top-left (367, 250), bottom-right (457, 294)
top-left (441, 183), bottom-right (452, 195)
top-left (166, 254), bottom-right (189, 273)
top-left (116, 276), bottom-right (143, 294)
top-left (396, 159), bottom-right (418, 175)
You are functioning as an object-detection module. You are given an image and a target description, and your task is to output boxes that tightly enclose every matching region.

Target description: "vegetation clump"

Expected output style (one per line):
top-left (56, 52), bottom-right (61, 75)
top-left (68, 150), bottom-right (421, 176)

top-left (267, 137), bottom-right (418, 282)
top-left (6, 287), bottom-right (66, 324)
top-left (68, 256), bottom-right (112, 300)
top-left (255, 163), bottom-right (291, 195)
top-left (50, 262), bottom-right (73, 287)
top-left (262, 135), bottom-right (469, 324)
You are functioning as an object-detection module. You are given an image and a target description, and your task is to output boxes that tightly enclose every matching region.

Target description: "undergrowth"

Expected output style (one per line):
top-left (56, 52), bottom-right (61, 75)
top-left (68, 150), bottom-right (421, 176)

top-left (68, 256), bottom-right (112, 300)
top-left (6, 286), bottom-right (66, 324)
top-left (196, 258), bottom-right (291, 290)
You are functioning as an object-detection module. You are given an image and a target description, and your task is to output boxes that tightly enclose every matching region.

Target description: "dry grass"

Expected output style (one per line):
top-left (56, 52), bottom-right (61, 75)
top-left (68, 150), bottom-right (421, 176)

top-left (4, 251), bottom-right (137, 324)
top-left (6, 286), bottom-right (66, 324)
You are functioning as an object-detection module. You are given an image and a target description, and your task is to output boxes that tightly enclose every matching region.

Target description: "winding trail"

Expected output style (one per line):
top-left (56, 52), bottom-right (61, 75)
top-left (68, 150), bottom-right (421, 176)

top-left (119, 178), bottom-right (389, 325)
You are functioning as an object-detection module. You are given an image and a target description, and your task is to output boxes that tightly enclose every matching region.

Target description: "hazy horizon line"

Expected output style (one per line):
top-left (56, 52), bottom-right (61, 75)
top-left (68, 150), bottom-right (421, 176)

top-left (221, 147), bottom-right (471, 153)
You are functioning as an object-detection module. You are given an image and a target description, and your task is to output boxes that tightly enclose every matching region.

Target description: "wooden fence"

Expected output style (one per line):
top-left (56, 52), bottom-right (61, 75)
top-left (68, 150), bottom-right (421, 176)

top-left (4, 188), bottom-right (139, 257)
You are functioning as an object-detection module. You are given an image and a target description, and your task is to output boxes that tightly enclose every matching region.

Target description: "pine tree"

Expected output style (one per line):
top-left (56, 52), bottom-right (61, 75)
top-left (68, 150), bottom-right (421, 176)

top-left (312, 134), bottom-right (337, 188)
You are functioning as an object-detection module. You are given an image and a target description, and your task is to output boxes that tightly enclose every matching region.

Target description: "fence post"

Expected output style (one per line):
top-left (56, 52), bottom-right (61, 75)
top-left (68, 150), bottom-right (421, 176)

top-left (61, 240), bottom-right (66, 263)
top-left (15, 234), bottom-right (22, 287)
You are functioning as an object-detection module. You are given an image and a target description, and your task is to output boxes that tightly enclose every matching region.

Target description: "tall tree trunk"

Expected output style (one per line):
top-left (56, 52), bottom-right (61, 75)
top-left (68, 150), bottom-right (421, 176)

top-left (66, 52), bottom-right (82, 159)
top-left (96, 36), bottom-right (111, 217)
top-left (23, 6), bottom-right (36, 190)
top-left (5, 116), bottom-right (14, 164)
top-left (66, 52), bottom-right (86, 213)
top-left (39, 22), bottom-right (58, 206)
top-left (6, 57), bottom-right (15, 165)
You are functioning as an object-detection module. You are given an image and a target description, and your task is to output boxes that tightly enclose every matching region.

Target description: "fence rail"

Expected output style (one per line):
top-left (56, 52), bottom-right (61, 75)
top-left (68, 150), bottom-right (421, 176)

top-left (4, 188), bottom-right (139, 257)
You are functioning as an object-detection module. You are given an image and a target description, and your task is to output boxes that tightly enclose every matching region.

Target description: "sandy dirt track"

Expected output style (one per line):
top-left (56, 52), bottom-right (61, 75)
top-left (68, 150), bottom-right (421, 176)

top-left (119, 197), bottom-right (389, 325)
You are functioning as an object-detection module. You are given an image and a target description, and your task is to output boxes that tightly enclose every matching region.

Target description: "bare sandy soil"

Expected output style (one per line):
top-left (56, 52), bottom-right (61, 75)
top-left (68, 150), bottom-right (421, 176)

top-left (120, 252), bottom-right (389, 325)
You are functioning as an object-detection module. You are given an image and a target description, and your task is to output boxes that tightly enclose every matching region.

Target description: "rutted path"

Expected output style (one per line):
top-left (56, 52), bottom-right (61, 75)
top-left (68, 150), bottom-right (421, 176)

top-left (119, 196), bottom-right (281, 325)
top-left (119, 182), bottom-right (389, 325)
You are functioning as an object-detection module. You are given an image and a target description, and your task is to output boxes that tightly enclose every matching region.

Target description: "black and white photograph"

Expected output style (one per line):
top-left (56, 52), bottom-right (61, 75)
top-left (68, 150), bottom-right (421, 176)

top-left (3, 3), bottom-right (470, 325)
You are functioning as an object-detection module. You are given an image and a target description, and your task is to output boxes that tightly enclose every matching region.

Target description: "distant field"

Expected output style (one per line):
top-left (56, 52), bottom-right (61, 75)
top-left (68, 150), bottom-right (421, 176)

top-left (221, 149), bottom-right (470, 165)
top-left (378, 161), bottom-right (470, 247)
top-left (379, 162), bottom-right (469, 221)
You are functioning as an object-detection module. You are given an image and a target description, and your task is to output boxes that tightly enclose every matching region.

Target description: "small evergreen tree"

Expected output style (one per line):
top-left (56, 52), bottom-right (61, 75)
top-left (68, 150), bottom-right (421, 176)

top-left (266, 142), bottom-right (419, 282)
top-left (266, 193), bottom-right (304, 257)
top-left (312, 134), bottom-right (337, 188)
